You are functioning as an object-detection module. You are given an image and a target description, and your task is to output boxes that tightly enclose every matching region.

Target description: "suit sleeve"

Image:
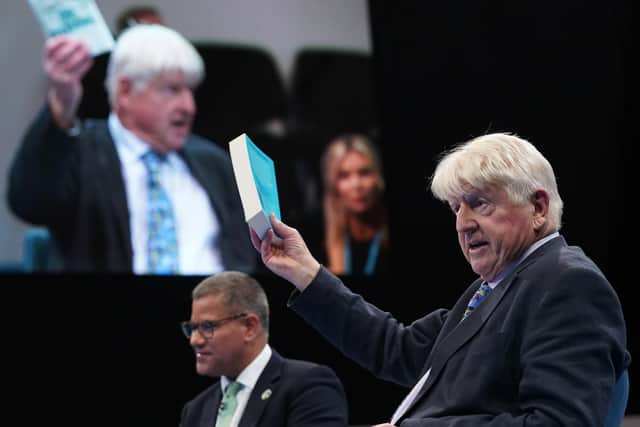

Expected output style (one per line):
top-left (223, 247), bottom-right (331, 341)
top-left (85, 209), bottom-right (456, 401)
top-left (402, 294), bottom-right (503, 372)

top-left (290, 267), bottom-right (448, 387)
top-left (7, 105), bottom-right (80, 225)
top-left (291, 261), bottom-right (628, 426)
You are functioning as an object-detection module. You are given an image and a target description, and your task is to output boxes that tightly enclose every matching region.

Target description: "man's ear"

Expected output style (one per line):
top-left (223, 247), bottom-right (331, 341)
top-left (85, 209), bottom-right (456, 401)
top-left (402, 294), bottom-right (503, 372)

top-left (116, 77), bottom-right (133, 106)
top-left (242, 313), bottom-right (261, 341)
top-left (531, 189), bottom-right (549, 230)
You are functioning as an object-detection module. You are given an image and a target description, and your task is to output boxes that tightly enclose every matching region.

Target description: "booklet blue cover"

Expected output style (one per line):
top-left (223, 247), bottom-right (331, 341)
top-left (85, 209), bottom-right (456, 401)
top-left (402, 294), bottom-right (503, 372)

top-left (246, 136), bottom-right (281, 222)
top-left (229, 133), bottom-right (281, 238)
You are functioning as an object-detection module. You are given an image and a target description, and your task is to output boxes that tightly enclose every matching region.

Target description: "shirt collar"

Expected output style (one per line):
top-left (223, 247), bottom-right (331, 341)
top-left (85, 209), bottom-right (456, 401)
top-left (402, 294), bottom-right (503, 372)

top-left (487, 232), bottom-right (560, 288)
top-left (109, 113), bottom-right (150, 164)
top-left (220, 344), bottom-right (272, 393)
top-left (108, 112), bottom-right (182, 168)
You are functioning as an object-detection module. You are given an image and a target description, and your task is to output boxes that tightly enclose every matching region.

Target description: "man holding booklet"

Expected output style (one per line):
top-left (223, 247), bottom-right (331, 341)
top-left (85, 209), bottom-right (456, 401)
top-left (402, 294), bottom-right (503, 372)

top-left (7, 24), bottom-right (256, 275)
top-left (249, 133), bottom-right (630, 426)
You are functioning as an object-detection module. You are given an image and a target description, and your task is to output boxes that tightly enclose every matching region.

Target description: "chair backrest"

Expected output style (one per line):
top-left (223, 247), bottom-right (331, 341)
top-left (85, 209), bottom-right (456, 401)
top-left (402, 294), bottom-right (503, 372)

top-left (289, 47), bottom-right (379, 139)
top-left (604, 368), bottom-right (629, 427)
top-left (23, 228), bottom-right (63, 273)
top-left (192, 42), bottom-right (288, 145)
top-left (77, 51), bottom-right (111, 120)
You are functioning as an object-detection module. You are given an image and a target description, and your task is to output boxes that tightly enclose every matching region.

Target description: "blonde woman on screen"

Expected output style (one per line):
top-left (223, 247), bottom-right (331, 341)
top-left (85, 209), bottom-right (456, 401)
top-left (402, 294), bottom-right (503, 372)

top-left (321, 133), bottom-right (389, 275)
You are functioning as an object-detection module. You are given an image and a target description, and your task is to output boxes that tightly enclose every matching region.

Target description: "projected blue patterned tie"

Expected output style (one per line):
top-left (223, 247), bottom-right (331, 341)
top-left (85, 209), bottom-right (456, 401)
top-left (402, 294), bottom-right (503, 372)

top-left (462, 282), bottom-right (492, 320)
top-left (142, 151), bottom-right (178, 274)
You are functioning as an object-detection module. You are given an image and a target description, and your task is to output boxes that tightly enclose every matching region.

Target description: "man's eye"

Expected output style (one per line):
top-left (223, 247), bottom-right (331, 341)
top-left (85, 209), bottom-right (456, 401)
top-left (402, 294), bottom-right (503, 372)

top-left (473, 199), bottom-right (495, 215)
top-left (466, 195), bottom-right (488, 209)
top-left (200, 321), bottom-right (216, 331)
top-left (158, 84), bottom-right (180, 95)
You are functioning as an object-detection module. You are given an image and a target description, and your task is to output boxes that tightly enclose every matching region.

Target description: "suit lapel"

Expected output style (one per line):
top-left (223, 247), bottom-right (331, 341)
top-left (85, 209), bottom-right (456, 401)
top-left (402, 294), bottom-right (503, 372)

top-left (397, 237), bottom-right (565, 422)
top-left (430, 274), bottom-right (514, 376)
top-left (238, 351), bottom-right (282, 427)
top-left (203, 384), bottom-right (223, 427)
top-left (436, 279), bottom-right (484, 349)
top-left (99, 123), bottom-right (131, 256)
top-left (399, 276), bottom-right (516, 421)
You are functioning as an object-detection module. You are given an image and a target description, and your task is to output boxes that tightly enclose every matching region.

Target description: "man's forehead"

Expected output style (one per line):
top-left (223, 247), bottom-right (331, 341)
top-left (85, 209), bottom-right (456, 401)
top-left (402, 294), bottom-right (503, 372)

top-left (448, 184), bottom-right (501, 204)
top-left (151, 69), bottom-right (188, 83)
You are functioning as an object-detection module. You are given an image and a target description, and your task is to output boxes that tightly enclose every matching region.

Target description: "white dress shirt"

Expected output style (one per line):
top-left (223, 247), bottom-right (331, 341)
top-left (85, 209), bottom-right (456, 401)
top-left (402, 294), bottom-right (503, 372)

top-left (218, 345), bottom-right (272, 427)
top-left (109, 113), bottom-right (224, 275)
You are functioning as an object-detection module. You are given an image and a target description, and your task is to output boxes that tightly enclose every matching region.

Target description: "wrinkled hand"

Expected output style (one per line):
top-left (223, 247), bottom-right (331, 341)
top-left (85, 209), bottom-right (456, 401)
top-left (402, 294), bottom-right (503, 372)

top-left (250, 214), bottom-right (321, 291)
top-left (44, 36), bottom-right (93, 129)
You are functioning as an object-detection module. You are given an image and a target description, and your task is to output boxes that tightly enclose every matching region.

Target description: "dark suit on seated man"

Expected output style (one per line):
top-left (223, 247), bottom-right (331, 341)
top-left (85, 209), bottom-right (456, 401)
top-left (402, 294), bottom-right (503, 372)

top-left (179, 271), bottom-right (348, 427)
top-left (250, 133), bottom-right (631, 426)
top-left (7, 24), bottom-right (256, 274)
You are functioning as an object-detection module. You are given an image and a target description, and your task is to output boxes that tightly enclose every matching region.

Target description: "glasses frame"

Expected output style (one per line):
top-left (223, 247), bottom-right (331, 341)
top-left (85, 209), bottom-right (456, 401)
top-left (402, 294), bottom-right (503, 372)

top-left (180, 313), bottom-right (247, 339)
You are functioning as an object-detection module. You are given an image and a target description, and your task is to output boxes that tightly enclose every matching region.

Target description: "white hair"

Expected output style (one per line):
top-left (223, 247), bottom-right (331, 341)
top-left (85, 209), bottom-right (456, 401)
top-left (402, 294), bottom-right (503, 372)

top-left (430, 133), bottom-right (563, 231)
top-left (105, 24), bottom-right (204, 106)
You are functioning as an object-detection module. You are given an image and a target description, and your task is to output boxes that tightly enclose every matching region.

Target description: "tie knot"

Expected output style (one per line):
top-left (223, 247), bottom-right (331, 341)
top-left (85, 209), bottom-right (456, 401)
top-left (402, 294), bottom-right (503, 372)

top-left (462, 282), bottom-right (493, 320)
top-left (218, 380), bottom-right (244, 427)
top-left (224, 381), bottom-right (244, 397)
top-left (478, 282), bottom-right (492, 295)
top-left (142, 151), bottom-right (167, 175)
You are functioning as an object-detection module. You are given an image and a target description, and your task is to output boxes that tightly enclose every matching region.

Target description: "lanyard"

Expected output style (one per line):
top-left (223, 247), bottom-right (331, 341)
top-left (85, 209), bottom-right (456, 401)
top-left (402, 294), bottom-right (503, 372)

top-left (344, 232), bottom-right (381, 275)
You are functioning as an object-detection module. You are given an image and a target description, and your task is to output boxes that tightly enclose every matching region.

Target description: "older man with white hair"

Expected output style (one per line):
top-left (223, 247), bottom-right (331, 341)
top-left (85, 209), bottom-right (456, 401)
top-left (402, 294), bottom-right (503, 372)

top-left (8, 24), bottom-right (256, 275)
top-left (251, 132), bottom-right (630, 426)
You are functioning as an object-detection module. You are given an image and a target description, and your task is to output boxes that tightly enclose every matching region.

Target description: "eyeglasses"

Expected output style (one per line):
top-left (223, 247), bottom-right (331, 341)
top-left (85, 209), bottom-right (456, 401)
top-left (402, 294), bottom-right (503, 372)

top-left (180, 313), bottom-right (247, 339)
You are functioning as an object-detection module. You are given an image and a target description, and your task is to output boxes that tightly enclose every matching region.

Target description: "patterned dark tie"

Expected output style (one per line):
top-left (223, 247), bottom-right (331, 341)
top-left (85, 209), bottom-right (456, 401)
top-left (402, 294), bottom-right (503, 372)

top-left (217, 381), bottom-right (244, 427)
top-left (462, 282), bottom-right (492, 320)
top-left (142, 151), bottom-right (178, 274)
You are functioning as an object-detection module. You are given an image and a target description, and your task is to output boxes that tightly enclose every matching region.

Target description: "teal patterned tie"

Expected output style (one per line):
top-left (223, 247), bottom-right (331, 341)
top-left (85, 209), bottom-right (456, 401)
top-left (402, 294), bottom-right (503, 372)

top-left (462, 282), bottom-right (492, 320)
top-left (217, 381), bottom-right (244, 427)
top-left (142, 151), bottom-right (178, 274)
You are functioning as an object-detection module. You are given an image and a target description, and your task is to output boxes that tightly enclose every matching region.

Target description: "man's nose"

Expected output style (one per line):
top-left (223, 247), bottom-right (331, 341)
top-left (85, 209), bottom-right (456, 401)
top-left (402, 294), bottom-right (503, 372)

top-left (179, 89), bottom-right (196, 114)
top-left (455, 204), bottom-right (477, 233)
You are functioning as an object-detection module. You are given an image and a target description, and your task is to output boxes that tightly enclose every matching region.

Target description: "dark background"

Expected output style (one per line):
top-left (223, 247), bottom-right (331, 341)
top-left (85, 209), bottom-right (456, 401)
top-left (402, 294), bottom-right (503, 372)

top-left (1, 0), bottom-right (633, 425)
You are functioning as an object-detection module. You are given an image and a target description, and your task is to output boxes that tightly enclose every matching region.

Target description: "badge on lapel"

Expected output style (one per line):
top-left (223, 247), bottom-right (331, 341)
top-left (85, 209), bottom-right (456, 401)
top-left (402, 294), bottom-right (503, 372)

top-left (260, 389), bottom-right (272, 400)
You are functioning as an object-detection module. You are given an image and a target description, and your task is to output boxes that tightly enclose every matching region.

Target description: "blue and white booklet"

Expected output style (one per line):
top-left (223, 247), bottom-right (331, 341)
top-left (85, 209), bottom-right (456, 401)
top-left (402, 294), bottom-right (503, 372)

top-left (28, 0), bottom-right (115, 56)
top-left (229, 133), bottom-right (281, 239)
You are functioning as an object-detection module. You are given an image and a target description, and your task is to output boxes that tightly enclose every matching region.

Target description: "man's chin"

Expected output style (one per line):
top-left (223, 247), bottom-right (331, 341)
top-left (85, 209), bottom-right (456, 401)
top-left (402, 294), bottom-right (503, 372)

top-left (470, 262), bottom-right (489, 279)
top-left (196, 365), bottom-right (215, 377)
top-left (165, 136), bottom-right (188, 151)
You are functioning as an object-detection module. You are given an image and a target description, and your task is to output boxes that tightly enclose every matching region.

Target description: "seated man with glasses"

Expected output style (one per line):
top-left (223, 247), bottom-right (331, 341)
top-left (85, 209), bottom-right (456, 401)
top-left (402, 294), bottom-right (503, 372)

top-left (179, 270), bottom-right (349, 427)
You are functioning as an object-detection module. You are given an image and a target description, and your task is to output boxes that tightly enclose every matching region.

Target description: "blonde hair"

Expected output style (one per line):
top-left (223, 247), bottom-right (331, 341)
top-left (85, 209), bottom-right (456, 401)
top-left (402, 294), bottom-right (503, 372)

top-left (430, 132), bottom-right (563, 230)
top-left (322, 133), bottom-right (388, 273)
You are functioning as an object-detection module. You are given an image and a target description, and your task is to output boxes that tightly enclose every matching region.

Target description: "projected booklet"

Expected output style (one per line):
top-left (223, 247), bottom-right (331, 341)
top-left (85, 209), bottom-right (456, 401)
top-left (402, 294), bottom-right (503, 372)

top-left (28, 0), bottom-right (115, 56)
top-left (229, 134), bottom-right (281, 239)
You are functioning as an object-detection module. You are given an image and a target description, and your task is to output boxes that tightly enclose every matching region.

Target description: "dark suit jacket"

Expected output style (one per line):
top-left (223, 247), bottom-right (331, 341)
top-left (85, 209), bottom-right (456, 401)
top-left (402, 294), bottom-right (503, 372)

top-left (179, 350), bottom-right (348, 427)
top-left (7, 106), bottom-right (256, 273)
top-left (290, 236), bottom-right (631, 426)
